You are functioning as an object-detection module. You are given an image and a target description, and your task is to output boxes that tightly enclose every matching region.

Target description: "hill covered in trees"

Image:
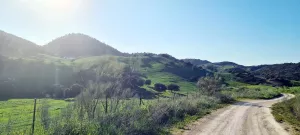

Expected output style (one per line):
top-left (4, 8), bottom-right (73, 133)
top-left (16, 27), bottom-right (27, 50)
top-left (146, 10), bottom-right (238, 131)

top-left (0, 30), bottom-right (43, 57)
top-left (183, 58), bottom-right (300, 86)
top-left (44, 33), bottom-right (123, 57)
top-left (182, 59), bottom-right (211, 65)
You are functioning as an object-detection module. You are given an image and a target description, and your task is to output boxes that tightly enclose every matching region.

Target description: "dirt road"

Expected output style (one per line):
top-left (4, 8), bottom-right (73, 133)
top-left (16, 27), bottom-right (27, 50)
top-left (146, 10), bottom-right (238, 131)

top-left (179, 94), bottom-right (294, 135)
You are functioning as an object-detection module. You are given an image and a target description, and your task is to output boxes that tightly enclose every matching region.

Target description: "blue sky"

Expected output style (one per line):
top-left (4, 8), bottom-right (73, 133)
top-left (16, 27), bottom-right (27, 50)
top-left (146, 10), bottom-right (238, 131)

top-left (0, 0), bottom-right (299, 65)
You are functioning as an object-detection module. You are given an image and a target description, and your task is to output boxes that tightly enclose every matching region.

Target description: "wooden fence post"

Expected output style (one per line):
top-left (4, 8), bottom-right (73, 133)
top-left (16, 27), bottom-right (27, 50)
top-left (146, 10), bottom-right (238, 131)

top-left (139, 97), bottom-right (142, 106)
top-left (31, 98), bottom-right (37, 135)
top-left (187, 92), bottom-right (188, 99)
top-left (105, 96), bottom-right (108, 114)
top-left (173, 92), bottom-right (175, 100)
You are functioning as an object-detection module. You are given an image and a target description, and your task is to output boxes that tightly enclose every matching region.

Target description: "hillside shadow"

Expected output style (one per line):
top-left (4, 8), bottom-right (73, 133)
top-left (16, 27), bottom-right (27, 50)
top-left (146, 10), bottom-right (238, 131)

top-left (0, 97), bottom-right (9, 101)
top-left (163, 65), bottom-right (209, 81)
top-left (134, 87), bottom-right (156, 99)
top-left (141, 56), bottom-right (164, 68)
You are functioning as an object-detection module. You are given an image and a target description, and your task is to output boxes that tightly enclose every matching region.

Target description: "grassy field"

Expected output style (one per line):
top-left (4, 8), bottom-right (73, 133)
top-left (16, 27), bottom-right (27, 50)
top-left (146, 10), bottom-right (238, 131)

top-left (222, 84), bottom-right (282, 99)
top-left (0, 99), bottom-right (68, 134)
top-left (0, 95), bottom-right (227, 135)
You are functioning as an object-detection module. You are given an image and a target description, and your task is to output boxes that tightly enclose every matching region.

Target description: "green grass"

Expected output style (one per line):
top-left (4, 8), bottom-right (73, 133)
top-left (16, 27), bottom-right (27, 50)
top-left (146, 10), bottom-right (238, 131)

top-left (279, 86), bottom-right (300, 94)
top-left (272, 95), bottom-right (300, 134)
top-left (222, 85), bottom-right (281, 99)
top-left (0, 99), bottom-right (68, 134)
top-left (271, 87), bottom-right (300, 134)
top-left (226, 81), bottom-right (251, 87)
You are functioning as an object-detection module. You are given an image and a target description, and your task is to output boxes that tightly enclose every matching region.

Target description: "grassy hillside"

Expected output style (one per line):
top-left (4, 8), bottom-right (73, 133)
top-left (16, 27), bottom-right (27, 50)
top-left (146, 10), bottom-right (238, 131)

top-left (73, 54), bottom-right (210, 94)
top-left (0, 53), bottom-right (210, 99)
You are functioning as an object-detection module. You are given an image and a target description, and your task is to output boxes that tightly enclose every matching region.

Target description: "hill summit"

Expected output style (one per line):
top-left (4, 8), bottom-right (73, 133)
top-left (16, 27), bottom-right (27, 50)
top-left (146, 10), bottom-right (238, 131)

top-left (44, 33), bottom-right (122, 57)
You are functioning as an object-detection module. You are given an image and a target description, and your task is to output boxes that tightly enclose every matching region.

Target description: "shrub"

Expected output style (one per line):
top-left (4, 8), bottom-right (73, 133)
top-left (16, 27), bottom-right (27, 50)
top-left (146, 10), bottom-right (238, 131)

top-left (197, 76), bottom-right (222, 95)
top-left (154, 83), bottom-right (167, 92)
top-left (67, 83), bottom-right (84, 97)
top-left (145, 80), bottom-right (151, 85)
top-left (167, 84), bottom-right (180, 91)
top-left (136, 79), bottom-right (145, 87)
top-left (215, 93), bottom-right (234, 103)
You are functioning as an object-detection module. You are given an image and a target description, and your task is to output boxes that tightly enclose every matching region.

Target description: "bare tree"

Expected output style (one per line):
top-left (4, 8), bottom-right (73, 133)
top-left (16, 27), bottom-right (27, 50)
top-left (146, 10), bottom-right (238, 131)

top-left (75, 57), bottom-right (133, 119)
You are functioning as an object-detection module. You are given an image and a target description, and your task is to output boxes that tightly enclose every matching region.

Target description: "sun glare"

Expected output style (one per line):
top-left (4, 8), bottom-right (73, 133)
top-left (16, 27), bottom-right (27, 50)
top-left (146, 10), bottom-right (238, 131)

top-left (21, 0), bottom-right (84, 21)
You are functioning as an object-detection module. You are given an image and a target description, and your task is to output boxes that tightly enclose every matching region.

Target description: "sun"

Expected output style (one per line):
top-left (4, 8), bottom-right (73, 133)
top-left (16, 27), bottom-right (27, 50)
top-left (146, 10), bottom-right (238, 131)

top-left (42, 0), bottom-right (74, 11)
top-left (21, 0), bottom-right (83, 20)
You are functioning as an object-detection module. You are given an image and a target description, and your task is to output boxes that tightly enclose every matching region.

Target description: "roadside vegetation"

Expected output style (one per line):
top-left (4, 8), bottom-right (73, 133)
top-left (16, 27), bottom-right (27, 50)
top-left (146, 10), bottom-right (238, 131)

top-left (272, 87), bottom-right (300, 134)
top-left (222, 86), bottom-right (281, 99)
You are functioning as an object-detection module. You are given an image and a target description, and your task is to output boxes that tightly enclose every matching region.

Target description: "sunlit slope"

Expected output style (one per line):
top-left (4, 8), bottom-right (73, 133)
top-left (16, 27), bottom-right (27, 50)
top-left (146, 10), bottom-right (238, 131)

top-left (73, 54), bottom-right (210, 93)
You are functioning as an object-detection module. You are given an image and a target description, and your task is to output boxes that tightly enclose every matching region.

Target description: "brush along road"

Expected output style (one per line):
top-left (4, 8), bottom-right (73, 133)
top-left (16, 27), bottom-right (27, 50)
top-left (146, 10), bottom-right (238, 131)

top-left (179, 94), bottom-right (294, 135)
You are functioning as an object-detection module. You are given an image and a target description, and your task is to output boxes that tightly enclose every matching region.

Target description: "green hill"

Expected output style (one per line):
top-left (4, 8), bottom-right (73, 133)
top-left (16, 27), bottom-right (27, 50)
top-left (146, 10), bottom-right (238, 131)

top-left (182, 58), bottom-right (211, 65)
top-left (74, 53), bottom-right (211, 93)
top-left (0, 52), bottom-right (211, 99)
top-left (43, 33), bottom-right (123, 57)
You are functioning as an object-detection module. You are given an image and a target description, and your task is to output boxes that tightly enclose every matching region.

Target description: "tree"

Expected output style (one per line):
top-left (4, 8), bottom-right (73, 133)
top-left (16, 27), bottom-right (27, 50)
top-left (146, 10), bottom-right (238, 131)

top-left (154, 83), bottom-right (167, 92)
top-left (121, 57), bottom-right (143, 89)
top-left (67, 83), bottom-right (84, 97)
top-left (75, 58), bottom-right (133, 119)
top-left (145, 80), bottom-right (151, 85)
top-left (136, 79), bottom-right (145, 87)
top-left (167, 84), bottom-right (180, 91)
top-left (197, 76), bottom-right (222, 95)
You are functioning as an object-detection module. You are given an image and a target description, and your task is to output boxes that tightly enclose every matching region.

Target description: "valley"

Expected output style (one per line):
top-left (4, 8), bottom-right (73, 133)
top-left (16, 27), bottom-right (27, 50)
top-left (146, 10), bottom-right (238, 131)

top-left (0, 30), bottom-right (300, 135)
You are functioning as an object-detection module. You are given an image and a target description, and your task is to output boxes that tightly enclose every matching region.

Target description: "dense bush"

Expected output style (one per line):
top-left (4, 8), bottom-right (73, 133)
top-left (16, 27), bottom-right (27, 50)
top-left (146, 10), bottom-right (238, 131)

top-left (67, 83), bottom-right (84, 97)
top-left (215, 93), bottom-right (235, 103)
top-left (197, 76), bottom-right (223, 95)
top-left (145, 80), bottom-right (151, 85)
top-left (167, 84), bottom-right (180, 91)
top-left (154, 83), bottom-right (167, 92)
top-left (291, 81), bottom-right (300, 86)
top-left (136, 79), bottom-right (145, 87)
